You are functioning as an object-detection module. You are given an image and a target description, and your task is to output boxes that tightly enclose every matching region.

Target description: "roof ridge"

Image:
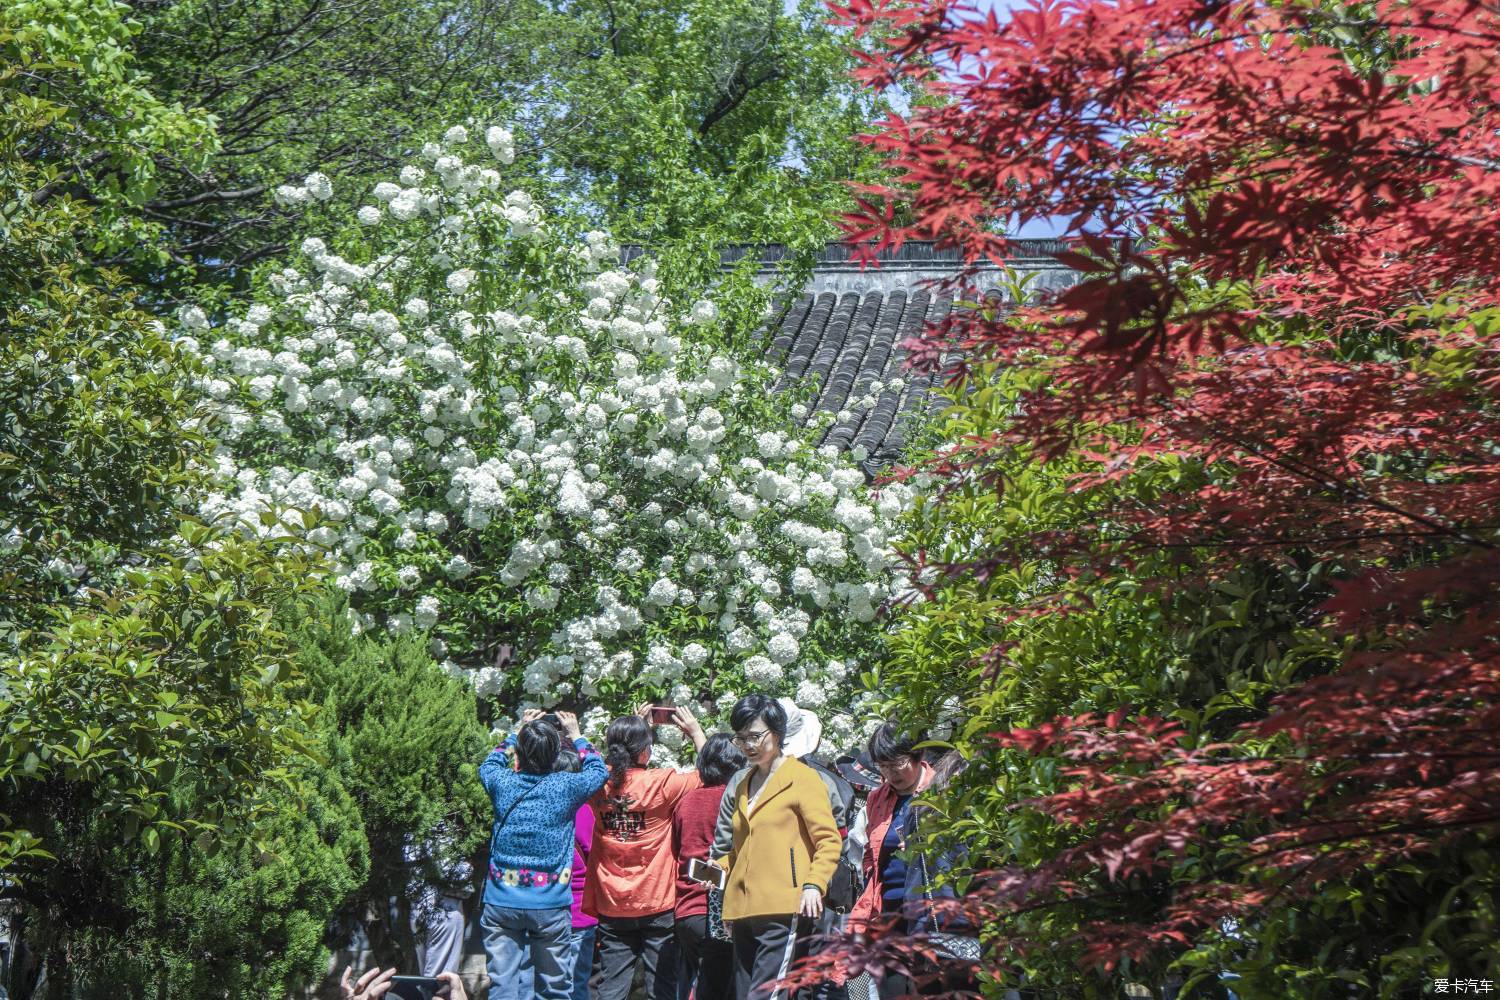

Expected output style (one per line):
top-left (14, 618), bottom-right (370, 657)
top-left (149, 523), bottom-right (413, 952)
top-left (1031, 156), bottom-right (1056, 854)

top-left (620, 239), bottom-right (1079, 268)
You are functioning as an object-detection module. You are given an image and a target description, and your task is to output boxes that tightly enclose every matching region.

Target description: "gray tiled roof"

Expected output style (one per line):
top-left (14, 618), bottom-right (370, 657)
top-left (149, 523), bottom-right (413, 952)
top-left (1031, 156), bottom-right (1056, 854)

top-left (623, 240), bottom-right (1085, 474)
top-left (770, 287), bottom-right (952, 471)
top-left (757, 241), bottom-right (1084, 474)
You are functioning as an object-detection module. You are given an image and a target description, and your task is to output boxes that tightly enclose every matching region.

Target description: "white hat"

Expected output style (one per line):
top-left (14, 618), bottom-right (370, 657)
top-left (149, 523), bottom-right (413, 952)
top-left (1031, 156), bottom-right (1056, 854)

top-left (778, 697), bottom-right (823, 758)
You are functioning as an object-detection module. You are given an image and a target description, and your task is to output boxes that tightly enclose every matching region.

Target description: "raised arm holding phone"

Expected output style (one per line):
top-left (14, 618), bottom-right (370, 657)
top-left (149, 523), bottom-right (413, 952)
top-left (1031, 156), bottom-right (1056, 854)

top-left (584, 704), bottom-right (706, 1000)
top-left (478, 709), bottom-right (607, 1000)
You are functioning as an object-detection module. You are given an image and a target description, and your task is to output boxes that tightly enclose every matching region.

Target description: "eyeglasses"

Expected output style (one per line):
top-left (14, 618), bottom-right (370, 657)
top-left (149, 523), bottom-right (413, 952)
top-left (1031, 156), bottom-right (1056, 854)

top-left (875, 759), bottom-right (914, 775)
top-left (732, 729), bottom-right (771, 750)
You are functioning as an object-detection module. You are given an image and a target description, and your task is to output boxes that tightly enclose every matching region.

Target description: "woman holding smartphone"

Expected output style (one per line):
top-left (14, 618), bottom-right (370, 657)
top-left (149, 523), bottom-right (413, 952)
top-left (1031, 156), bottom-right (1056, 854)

top-left (672, 733), bottom-right (746, 1000)
top-left (479, 710), bottom-right (608, 1000)
top-left (711, 695), bottom-right (841, 1000)
top-left (584, 704), bottom-right (708, 1000)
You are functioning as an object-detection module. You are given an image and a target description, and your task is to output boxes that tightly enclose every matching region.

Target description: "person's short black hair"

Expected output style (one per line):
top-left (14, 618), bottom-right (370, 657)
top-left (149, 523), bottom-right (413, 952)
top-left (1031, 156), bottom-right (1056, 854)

top-left (696, 733), bottom-right (746, 786)
top-left (867, 720), bottom-right (924, 765)
top-left (517, 720), bottom-right (563, 775)
top-left (554, 745), bottom-right (581, 773)
top-left (730, 694), bottom-right (787, 743)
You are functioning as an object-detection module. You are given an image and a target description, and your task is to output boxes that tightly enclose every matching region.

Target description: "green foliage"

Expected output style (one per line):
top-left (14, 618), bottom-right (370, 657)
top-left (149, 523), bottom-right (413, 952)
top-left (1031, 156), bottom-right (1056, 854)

top-left (1, 7), bottom-right (320, 888)
top-left (1168, 842), bottom-right (1500, 999)
top-left (2, 8), bottom-right (328, 996)
top-left (70, 752), bottom-right (367, 1000)
top-left (0, 298), bottom-right (325, 992)
top-left (2, 6), bottom-right (213, 595)
top-left (530, 0), bottom-right (890, 246)
top-left (84, 0), bottom-right (891, 296)
top-left (285, 592), bottom-right (491, 965)
top-left (1, 525), bottom-right (323, 878)
top-left (116, 0), bottom-right (552, 286)
top-left (1, 0), bottom-right (217, 251)
top-left (0, 214), bottom-right (218, 636)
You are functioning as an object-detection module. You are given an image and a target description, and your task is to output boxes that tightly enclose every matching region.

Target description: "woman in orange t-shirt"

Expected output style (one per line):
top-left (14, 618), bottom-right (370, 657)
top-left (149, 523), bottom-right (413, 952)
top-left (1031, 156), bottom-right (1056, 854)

top-left (584, 706), bottom-right (708, 1000)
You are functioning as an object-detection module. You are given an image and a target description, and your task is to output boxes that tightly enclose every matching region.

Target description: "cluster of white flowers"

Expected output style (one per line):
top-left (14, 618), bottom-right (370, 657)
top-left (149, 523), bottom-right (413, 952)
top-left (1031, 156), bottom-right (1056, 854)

top-left (189, 124), bottom-right (914, 748)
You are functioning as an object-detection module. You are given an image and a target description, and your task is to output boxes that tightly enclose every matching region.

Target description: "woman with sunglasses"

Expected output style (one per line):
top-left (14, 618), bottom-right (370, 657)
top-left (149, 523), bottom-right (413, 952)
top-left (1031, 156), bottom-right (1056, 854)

top-left (847, 721), bottom-right (935, 1000)
top-left (710, 694), bottom-right (841, 1000)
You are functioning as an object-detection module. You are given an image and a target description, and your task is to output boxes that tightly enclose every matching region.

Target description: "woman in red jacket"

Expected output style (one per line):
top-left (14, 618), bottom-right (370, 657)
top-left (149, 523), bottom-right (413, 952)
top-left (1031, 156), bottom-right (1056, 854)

top-left (847, 721), bottom-right (933, 997)
top-left (671, 733), bottom-right (746, 1000)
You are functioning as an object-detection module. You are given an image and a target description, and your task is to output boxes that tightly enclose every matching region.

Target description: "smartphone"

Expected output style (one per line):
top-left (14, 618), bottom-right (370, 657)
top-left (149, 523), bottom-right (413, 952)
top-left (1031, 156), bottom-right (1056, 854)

top-left (687, 857), bottom-right (726, 890)
top-left (388, 976), bottom-right (444, 1000)
top-left (649, 705), bottom-right (676, 725)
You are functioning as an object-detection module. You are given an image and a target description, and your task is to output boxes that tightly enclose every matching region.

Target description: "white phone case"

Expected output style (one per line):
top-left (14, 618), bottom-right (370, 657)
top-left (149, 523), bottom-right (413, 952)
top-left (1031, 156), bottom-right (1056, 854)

top-left (687, 857), bottom-right (726, 890)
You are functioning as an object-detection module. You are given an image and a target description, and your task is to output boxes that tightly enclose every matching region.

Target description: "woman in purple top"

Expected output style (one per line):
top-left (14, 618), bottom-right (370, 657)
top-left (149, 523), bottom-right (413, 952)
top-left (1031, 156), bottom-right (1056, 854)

top-left (556, 746), bottom-right (598, 1000)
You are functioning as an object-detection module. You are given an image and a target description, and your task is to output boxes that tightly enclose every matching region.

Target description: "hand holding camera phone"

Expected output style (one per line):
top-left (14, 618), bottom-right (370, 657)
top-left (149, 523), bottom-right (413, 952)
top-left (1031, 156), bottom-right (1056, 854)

top-left (686, 857), bottom-right (726, 890)
top-left (388, 977), bottom-right (443, 1000)
top-left (520, 708), bottom-right (579, 740)
top-left (635, 702), bottom-right (705, 749)
top-left (341, 967), bottom-right (465, 1000)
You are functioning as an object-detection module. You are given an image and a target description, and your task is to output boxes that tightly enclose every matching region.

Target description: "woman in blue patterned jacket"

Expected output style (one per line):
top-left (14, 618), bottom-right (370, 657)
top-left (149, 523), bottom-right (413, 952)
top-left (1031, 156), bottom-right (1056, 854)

top-left (479, 709), bottom-right (608, 1000)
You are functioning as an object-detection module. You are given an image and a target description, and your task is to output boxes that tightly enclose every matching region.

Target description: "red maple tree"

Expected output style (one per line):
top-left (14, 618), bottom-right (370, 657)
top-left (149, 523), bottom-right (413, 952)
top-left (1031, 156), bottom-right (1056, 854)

top-left (804, 0), bottom-right (1500, 984)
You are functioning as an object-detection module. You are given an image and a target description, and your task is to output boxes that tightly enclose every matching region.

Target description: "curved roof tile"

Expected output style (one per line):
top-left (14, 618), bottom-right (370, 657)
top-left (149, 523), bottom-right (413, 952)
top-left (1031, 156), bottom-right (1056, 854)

top-left (622, 240), bottom-right (1090, 476)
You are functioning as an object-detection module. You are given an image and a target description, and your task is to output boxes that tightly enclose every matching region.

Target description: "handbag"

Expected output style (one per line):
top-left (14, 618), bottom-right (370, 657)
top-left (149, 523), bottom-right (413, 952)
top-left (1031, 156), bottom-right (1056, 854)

top-left (825, 853), bottom-right (864, 912)
top-left (707, 885), bottom-right (730, 942)
top-left (917, 853), bottom-right (981, 962)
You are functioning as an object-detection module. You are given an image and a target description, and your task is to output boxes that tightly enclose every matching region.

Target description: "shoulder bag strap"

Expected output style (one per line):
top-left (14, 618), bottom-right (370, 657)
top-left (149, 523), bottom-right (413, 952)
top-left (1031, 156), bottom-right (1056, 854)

top-left (917, 851), bottom-right (939, 926)
top-left (492, 780), bottom-right (545, 842)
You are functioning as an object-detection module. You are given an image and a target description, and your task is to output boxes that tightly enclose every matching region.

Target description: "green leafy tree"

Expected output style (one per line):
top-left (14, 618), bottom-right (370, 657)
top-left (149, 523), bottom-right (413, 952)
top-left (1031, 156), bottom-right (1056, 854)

top-left (526, 0), bottom-right (892, 246)
top-left (285, 593), bottom-right (491, 968)
top-left (113, 0), bottom-right (552, 289)
top-left (3, 0), bottom-right (217, 256)
top-left (70, 753), bottom-right (367, 1000)
top-left (77, 0), bottom-right (895, 296)
top-left (4, 0), bottom-right (896, 302)
top-left (2, 6), bottom-right (321, 997)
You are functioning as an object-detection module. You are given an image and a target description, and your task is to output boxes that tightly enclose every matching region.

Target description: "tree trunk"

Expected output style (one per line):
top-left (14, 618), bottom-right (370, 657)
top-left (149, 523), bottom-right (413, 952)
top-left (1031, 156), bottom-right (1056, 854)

top-left (7, 907), bottom-right (45, 1000)
top-left (363, 898), bottom-right (416, 973)
top-left (42, 926), bottom-right (70, 1000)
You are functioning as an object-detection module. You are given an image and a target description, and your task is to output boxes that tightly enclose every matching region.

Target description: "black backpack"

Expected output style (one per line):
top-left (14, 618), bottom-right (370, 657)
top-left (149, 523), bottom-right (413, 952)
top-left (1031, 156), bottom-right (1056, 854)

top-left (805, 756), bottom-right (863, 912)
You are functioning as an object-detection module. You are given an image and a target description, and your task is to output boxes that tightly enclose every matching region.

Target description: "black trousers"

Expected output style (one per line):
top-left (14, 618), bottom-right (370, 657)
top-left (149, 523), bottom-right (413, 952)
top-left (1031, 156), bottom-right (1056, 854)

top-left (677, 913), bottom-right (735, 1000)
top-left (875, 956), bottom-right (981, 998)
top-left (731, 915), bottom-right (804, 1000)
top-left (793, 908), bottom-right (847, 1000)
top-left (596, 909), bottom-right (678, 1000)
top-left (873, 914), bottom-right (979, 1000)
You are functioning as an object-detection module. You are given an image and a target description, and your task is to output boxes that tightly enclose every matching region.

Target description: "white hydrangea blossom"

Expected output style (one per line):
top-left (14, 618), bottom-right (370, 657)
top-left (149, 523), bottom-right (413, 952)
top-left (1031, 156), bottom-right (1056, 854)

top-left (193, 124), bottom-right (915, 733)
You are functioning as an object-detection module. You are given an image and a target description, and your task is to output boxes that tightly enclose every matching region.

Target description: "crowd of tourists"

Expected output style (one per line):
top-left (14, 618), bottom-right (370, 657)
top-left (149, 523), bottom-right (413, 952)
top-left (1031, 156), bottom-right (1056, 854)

top-left (343, 694), bottom-right (973, 1000)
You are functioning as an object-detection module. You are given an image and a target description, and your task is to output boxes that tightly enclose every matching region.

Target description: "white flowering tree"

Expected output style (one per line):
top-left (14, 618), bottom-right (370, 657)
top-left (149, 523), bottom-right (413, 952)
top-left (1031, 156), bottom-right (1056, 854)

top-left (186, 125), bottom-right (912, 751)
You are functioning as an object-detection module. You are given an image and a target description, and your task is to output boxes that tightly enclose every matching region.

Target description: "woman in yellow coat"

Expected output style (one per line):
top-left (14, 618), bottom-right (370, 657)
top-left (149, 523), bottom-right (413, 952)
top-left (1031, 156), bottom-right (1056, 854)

top-left (711, 695), bottom-right (841, 1000)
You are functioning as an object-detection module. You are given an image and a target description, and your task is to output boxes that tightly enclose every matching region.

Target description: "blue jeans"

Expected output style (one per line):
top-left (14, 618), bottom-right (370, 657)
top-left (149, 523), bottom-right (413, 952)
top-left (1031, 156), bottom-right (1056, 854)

top-left (569, 924), bottom-right (596, 1000)
top-left (481, 902), bottom-right (573, 1000)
